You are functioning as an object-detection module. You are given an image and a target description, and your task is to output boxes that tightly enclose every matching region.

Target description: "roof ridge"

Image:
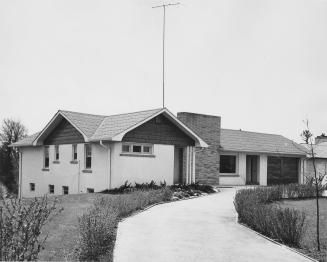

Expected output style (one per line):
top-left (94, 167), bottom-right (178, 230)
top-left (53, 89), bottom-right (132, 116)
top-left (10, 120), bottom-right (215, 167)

top-left (59, 108), bottom-right (163, 119)
top-left (103, 108), bottom-right (163, 119)
top-left (221, 128), bottom-right (284, 137)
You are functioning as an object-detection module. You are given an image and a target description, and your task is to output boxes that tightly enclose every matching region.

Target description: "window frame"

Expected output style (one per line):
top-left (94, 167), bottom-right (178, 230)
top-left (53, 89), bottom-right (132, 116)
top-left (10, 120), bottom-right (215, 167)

top-left (62, 186), bottom-right (69, 195)
top-left (121, 143), bottom-right (153, 155)
top-left (84, 144), bottom-right (92, 169)
top-left (30, 183), bottom-right (35, 192)
top-left (72, 144), bottom-right (78, 161)
top-left (220, 154), bottom-right (238, 174)
top-left (44, 146), bottom-right (50, 168)
top-left (54, 145), bottom-right (59, 161)
top-left (49, 184), bottom-right (54, 194)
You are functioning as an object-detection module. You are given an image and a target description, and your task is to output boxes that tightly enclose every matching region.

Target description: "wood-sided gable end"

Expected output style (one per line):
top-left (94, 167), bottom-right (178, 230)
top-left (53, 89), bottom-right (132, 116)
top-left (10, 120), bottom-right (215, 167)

top-left (43, 118), bottom-right (85, 145)
top-left (122, 113), bottom-right (196, 147)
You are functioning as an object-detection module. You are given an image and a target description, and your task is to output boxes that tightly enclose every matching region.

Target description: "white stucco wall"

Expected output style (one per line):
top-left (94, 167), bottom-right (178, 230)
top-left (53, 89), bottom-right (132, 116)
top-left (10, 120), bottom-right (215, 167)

top-left (110, 142), bottom-right (175, 188)
top-left (20, 144), bottom-right (110, 197)
top-left (20, 142), bottom-right (176, 197)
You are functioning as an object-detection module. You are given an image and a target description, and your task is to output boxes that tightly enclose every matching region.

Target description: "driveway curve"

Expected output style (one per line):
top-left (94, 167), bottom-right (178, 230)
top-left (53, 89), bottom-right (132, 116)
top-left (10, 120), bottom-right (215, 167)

top-left (114, 188), bottom-right (310, 262)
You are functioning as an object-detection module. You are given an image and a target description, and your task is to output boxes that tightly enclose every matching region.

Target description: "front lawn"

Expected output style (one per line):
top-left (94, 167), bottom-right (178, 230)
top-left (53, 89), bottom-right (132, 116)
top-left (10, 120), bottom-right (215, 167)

top-left (278, 198), bottom-right (327, 262)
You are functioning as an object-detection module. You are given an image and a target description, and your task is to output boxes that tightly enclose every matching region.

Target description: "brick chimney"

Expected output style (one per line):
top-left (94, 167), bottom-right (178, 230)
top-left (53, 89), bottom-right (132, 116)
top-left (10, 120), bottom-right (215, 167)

top-left (177, 112), bottom-right (221, 185)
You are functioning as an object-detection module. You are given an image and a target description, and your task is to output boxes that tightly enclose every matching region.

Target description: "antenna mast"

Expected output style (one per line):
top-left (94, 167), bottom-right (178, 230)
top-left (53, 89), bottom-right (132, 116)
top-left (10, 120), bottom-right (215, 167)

top-left (152, 2), bottom-right (180, 108)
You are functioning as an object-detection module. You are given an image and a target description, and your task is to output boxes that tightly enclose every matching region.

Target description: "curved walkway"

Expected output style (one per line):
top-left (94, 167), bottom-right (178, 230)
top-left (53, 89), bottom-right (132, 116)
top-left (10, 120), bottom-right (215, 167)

top-left (114, 188), bottom-right (311, 262)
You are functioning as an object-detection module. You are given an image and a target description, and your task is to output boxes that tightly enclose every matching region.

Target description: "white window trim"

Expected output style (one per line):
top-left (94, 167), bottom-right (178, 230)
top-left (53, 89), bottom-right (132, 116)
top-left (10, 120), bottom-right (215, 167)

top-left (121, 143), bottom-right (154, 155)
top-left (220, 153), bottom-right (239, 175)
top-left (44, 146), bottom-right (50, 169)
top-left (84, 144), bottom-right (92, 169)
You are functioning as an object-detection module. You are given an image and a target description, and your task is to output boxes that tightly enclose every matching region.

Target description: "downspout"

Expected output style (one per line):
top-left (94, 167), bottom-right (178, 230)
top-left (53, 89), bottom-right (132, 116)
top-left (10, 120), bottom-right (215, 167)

top-left (100, 141), bottom-right (112, 190)
top-left (19, 150), bottom-right (22, 199)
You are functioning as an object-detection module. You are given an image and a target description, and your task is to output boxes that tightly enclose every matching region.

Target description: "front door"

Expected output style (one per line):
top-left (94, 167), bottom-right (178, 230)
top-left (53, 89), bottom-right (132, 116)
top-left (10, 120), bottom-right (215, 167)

top-left (174, 147), bottom-right (184, 184)
top-left (246, 155), bottom-right (259, 184)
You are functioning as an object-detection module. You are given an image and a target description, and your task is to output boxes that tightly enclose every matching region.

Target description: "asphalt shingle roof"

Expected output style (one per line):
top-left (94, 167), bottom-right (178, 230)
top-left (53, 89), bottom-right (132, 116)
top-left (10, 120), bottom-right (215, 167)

top-left (12, 108), bottom-right (163, 147)
top-left (220, 129), bottom-right (306, 156)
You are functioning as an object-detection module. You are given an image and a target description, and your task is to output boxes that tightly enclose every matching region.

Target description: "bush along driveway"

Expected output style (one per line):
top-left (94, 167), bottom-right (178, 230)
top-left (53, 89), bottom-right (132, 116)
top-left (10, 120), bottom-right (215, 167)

top-left (75, 182), bottom-right (216, 262)
top-left (114, 188), bottom-right (310, 262)
top-left (234, 184), bottom-right (325, 261)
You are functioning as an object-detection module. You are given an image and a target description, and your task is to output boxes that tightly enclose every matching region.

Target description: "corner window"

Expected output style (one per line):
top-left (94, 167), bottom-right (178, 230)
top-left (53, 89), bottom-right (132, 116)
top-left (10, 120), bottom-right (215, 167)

top-left (220, 155), bottom-right (236, 173)
top-left (55, 145), bottom-right (59, 160)
top-left (30, 183), bottom-right (35, 192)
top-left (44, 146), bottom-right (49, 168)
top-left (62, 186), bottom-right (69, 195)
top-left (72, 144), bottom-right (78, 160)
top-left (121, 143), bottom-right (153, 155)
top-left (49, 185), bottom-right (54, 194)
top-left (85, 144), bottom-right (92, 169)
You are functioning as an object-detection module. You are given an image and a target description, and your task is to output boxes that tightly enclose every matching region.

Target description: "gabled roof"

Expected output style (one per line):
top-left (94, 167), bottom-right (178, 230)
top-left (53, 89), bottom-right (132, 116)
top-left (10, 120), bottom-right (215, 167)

top-left (220, 129), bottom-right (307, 156)
top-left (301, 142), bottom-right (327, 158)
top-left (11, 108), bottom-right (208, 147)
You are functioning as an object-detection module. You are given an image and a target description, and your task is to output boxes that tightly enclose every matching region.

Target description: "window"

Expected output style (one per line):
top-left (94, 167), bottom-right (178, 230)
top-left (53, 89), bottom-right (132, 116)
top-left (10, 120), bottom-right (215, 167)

top-left (220, 155), bottom-right (236, 173)
top-left (143, 146), bottom-right (151, 154)
top-left (87, 188), bottom-right (94, 193)
top-left (30, 183), bottom-right (35, 192)
top-left (132, 145), bottom-right (142, 153)
top-left (55, 145), bottom-right (59, 160)
top-left (44, 146), bottom-right (49, 168)
top-left (122, 144), bottom-right (130, 153)
top-left (72, 144), bottom-right (78, 160)
top-left (85, 144), bottom-right (92, 169)
top-left (121, 143), bottom-right (153, 155)
top-left (62, 186), bottom-right (69, 195)
top-left (49, 185), bottom-right (54, 194)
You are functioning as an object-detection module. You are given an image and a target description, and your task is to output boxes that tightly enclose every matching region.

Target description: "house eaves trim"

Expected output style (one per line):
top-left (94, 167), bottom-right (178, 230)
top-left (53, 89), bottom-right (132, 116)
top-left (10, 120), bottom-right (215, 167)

top-left (33, 111), bottom-right (89, 146)
top-left (108, 108), bottom-right (208, 148)
top-left (220, 148), bottom-right (306, 157)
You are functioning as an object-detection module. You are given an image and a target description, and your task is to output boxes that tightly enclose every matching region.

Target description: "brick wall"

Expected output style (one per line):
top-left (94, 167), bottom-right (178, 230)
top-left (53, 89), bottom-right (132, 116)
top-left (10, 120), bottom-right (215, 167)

top-left (177, 112), bottom-right (221, 184)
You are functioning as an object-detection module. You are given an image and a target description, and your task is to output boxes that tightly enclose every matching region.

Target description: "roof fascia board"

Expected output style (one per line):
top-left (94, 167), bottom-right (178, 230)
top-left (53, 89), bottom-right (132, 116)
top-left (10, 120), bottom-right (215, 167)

top-left (33, 111), bottom-right (88, 146)
top-left (110, 108), bottom-right (208, 147)
top-left (220, 149), bottom-right (306, 157)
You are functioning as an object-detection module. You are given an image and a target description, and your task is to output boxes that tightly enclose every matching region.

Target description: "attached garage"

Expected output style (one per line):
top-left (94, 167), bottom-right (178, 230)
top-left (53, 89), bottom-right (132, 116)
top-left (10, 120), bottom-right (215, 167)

top-left (267, 157), bottom-right (299, 185)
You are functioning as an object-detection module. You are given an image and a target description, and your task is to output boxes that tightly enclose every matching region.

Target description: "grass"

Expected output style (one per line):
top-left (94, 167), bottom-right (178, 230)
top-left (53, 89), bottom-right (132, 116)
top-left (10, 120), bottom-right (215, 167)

top-left (37, 193), bottom-right (109, 261)
top-left (277, 198), bottom-right (327, 262)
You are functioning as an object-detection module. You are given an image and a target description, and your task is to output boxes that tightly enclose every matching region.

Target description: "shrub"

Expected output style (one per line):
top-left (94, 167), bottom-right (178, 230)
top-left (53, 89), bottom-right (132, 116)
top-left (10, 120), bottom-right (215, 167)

top-left (0, 195), bottom-right (61, 261)
top-left (234, 186), bottom-right (307, 247)
top-left (77, 188), bottom-right (173, 261)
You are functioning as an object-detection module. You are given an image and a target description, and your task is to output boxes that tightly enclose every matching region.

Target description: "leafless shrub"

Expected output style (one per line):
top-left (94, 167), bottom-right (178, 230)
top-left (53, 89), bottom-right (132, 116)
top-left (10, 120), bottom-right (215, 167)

top-left (0, 195), bottom-right (62, 261)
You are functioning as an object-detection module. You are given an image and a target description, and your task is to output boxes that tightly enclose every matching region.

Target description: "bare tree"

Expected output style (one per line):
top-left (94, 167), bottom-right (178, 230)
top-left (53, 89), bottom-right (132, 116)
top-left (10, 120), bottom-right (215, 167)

top-left (302, 120), bottom-right (324, 251)
top-left (0, 119), bottom-right (27, 193)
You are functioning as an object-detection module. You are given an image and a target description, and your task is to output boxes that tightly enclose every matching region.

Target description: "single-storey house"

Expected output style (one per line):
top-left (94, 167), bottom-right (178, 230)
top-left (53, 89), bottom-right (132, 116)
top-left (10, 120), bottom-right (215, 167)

top-left (177, 112), bottom-right (307, 186)
top-left (12, 108), bottom-right (308, 197)
top-left (12, 108), bottom-right (207, 197)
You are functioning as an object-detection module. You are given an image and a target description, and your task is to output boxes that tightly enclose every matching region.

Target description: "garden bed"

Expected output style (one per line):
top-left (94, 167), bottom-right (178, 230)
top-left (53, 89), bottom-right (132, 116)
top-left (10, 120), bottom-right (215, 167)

top-left (38, 182), bottom-right (216, 261)
top-left (234, 184), bottom-right (326, 261)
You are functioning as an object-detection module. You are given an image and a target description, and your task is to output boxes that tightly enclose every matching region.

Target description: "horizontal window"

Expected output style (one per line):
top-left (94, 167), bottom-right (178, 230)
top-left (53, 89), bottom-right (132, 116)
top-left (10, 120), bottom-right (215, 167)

top-left (121, 143), bottom-right (153, 155)
top-left (220, 155), bottom-right (236, 173)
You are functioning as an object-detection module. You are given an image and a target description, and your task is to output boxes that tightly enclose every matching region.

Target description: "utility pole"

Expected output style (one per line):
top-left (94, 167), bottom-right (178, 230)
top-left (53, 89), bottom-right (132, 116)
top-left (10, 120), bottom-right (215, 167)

top-left (152, 2), bottom-right (180, 108)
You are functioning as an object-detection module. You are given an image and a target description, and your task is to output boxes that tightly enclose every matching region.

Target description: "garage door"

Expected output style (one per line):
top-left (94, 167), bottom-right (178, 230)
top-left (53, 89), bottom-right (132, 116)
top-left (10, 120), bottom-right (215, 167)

top-left (267, 157), bottom-right (299, 185)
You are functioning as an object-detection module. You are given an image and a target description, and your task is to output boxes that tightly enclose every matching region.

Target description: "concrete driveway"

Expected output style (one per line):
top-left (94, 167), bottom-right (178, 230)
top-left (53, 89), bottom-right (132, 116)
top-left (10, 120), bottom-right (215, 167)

top-left (114, 188), bottom-right (311, 262)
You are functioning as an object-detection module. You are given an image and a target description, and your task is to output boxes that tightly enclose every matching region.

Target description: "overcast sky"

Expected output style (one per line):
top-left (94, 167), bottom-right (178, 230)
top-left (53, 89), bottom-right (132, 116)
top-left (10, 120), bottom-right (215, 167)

top-left (1, 0), bottom-right (327, 142)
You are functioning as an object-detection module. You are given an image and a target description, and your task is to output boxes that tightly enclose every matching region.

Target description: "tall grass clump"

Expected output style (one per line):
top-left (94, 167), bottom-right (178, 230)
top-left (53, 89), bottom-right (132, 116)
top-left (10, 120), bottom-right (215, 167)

top-left (77, 188), bottom-right (172, 261)
top-left (234, 186), bottom-right (307, 247)
top-left (0, 195), bottom-right (61, 261)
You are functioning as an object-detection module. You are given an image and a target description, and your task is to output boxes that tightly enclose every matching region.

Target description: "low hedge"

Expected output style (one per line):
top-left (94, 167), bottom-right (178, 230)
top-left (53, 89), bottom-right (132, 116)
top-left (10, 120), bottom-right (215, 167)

top-left (77, 188), bottom-right (173, 261)
top-left (234, 184), bottom-right (315, 247)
